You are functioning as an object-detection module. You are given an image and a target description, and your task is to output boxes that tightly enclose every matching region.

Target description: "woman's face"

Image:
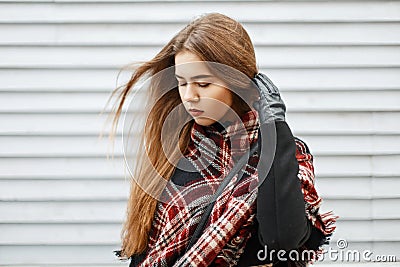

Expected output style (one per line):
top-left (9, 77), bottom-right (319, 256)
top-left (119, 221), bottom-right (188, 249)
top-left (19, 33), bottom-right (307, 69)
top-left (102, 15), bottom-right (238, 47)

top-left (175, 51), bottom-right (234, 126)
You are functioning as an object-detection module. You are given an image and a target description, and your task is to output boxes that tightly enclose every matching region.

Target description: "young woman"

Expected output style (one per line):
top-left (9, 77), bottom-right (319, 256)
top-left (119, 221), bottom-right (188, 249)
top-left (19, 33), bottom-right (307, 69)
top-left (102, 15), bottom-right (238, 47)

top-left (110, 13), bottom-right (337, 267)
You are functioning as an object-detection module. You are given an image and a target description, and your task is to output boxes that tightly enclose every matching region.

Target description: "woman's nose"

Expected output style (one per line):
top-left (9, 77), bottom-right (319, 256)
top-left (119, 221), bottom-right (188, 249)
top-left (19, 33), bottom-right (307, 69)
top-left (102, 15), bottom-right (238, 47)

top-left (183, 83), bottom-right (200, 102)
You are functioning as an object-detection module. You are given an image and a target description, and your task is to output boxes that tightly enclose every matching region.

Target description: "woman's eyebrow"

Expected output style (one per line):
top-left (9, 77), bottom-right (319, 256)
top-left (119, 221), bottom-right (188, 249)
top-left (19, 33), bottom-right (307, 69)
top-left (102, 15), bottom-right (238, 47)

top-left (175, 74), bottom-right (214, 80)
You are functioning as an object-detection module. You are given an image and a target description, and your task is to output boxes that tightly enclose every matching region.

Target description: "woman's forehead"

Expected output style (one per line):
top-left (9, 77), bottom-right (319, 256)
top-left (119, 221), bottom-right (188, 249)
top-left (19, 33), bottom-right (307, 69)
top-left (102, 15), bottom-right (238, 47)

top-left (175, 64), bottom-right (214, 81)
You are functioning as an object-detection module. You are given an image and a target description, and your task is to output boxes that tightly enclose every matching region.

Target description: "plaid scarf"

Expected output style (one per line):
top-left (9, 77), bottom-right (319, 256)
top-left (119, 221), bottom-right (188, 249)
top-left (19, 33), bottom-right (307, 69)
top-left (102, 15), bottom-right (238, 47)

top-left (130, 110), bottom-right (337, 267)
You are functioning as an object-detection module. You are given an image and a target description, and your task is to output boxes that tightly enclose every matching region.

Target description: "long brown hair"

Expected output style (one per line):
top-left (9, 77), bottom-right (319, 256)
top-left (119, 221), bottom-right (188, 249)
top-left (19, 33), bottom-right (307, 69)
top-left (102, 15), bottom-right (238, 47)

top-left (107, 13), bottom-right (259, 258)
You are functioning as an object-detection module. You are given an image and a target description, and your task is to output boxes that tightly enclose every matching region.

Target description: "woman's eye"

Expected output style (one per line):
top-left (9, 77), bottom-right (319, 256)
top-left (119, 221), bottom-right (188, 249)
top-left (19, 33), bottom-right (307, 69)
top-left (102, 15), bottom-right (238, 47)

top-left (198, 83), bottom-right (210, 88)
top-left (178, 83), bottom-right (187, 87)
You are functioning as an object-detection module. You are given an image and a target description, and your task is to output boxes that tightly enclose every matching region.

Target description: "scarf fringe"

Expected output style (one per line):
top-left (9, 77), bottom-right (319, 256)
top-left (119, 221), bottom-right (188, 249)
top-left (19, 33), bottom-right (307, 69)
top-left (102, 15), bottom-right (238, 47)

top-left (319, 210), bottom-right (339, 235)
top-left (304, 211), bottom-right (338, 265)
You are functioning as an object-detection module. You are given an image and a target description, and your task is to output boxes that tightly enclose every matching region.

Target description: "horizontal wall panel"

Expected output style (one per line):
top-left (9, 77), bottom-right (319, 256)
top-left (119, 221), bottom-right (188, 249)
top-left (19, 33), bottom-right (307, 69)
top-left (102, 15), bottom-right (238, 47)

top-left (0, 46), bottom-right (160, 68)
top-left (1, 1), bottom-right (400, 23)
top-left (372, 199), bottom-right (400, 220)
top-left (0, 158), bottom-right (127, 179)
top-left (255, 46), bottom-right (400, 68)
top-left (0, 176), bottom-right (398, 201)
top-left (298, 135), bottom-right (400, 156)
top-left (1, 45), bottom-right (400, 69)
top-left (1, 23), bottom-right (400, 46)
top-left (267, 68), bottom-right (400, 91)
top-left (321, 198), bottom-right (400, 221)
top-left (0, 69), bottom-right (120, 91)
top-left (1, 196), bottom-right (398, 224)
top-left (1, 134), bottom-right (399, 157)
top-left (0, 201), bottom-right (125, 223)
top-left (0, 92), bottom-right (142, 113)
top-left (316, 177), bottom-right (371, 199)
top-left (0, 113), bottom-right (121, 136)
top-left (373, 177), bottom-right (400, 197)
top-left (0, 245), bottom-right (126, 265)
top-left (0, 135), bottom-right (124, 157)
top-left (1, 112), bottom-right (399, 136)
top-left (288, 112), bottom-right (400, 135)
top-left (285, 91), bottom-right (400, 112)
top-left (1, 68), bottom-right (399, 92)
top-left (0, 92), bottom-right (116, 113)
top-left (333, 219), bottom-right (400, 242)
top-left (322, 199), bottom-right (370, 220)
top-left (1, 90), bottom-right (399, 113)
top-left (0, 223), bottom-right (121, 245)
top-left (316, 177), bottom-right (400, 199)
top-left (0, 155), bottom-right (399, 180)
top-left (246, 23), bottom-right (400, 46)
top-left (314, 155), bottom-right (400, 177)
top-left (0, 220), bottom-right (398, 246)
top-left (0, 180), bottom-right (129, 201)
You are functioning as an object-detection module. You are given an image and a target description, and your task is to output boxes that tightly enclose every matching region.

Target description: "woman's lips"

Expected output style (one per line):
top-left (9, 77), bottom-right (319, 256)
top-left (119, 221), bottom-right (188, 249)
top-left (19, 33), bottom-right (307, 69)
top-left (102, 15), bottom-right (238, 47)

top-left (188, 108), bottom-right (204, 117)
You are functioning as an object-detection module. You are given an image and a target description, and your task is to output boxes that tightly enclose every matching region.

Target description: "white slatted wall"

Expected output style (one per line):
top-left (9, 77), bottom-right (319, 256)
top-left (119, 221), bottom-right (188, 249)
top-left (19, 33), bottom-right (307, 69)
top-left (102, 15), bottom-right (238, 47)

top-left (0, 1), bottom-right (399, 266)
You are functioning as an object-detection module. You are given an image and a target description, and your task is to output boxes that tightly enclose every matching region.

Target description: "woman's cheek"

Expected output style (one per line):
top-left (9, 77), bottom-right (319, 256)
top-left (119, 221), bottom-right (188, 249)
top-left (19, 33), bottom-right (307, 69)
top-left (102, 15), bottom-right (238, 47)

top-left (208, 103), bottom-right (231, 121)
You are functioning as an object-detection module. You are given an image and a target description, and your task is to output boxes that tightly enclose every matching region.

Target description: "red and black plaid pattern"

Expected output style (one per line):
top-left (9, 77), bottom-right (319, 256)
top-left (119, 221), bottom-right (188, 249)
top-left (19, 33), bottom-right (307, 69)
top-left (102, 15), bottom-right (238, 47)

top-left (136, 111), bottom-right (336, 267)
top-left (295, 137), bottom-right (337, 240)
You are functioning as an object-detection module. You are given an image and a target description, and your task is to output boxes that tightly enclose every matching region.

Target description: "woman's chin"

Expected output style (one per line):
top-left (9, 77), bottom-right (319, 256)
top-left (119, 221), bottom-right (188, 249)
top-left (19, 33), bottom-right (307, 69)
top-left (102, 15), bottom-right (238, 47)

top-left (193, 117), bottom-right (217, 126)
